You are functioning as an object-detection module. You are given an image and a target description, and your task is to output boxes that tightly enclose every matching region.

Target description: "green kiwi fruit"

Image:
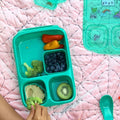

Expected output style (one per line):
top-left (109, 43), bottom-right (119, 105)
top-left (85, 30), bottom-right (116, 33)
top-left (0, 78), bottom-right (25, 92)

top-left (57, 83), bottom-right (72, 100)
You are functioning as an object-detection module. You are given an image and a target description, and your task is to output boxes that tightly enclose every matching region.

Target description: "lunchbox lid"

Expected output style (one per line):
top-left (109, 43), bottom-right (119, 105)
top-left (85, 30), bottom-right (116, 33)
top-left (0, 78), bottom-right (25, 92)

top-left (34, 0), bottom-right (66, 10)
top-left (34, 0), bottom-right (58, 10)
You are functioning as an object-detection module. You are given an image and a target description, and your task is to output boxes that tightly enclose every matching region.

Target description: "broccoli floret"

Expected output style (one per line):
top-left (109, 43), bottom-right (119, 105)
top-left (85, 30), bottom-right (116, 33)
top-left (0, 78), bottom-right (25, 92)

top-left (31, 60), bottom-right (44, 74)
top-left (26, 97), bottom-right (43, 110)
top-left (24, 63), bottom-right (38, 78)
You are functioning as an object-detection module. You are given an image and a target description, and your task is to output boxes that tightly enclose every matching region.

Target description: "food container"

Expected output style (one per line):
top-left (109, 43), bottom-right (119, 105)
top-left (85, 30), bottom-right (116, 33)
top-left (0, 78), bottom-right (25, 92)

top-left (13, 25), bottom-right (76, 107)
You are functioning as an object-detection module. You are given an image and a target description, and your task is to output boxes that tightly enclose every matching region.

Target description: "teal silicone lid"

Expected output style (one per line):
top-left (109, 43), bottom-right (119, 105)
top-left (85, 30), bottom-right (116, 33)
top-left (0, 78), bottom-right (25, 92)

top-left (99, 95), bottom-right (113, 120)
top-left (83, 0), bottom-right (120, 54)
top-left (34, 0), bottom-right (58, 10)
top-left (34, 0), bottom-right (66, 10)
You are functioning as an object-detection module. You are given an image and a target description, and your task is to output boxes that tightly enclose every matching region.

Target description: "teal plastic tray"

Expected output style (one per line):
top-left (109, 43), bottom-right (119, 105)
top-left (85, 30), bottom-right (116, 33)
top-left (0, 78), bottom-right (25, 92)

top-left (34, 0), bottom-right (66, 10)
top-left (83, 0), bottom-right (120, 54)
top-left (13, 25), bottom-right (76, 107)
top-left (34, 0), bottom-right (58, 10)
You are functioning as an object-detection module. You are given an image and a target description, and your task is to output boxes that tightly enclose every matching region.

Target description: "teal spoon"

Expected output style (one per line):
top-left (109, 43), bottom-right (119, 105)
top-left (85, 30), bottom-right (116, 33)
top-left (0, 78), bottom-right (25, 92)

top-left (99, 95), bottom-right (113, 120)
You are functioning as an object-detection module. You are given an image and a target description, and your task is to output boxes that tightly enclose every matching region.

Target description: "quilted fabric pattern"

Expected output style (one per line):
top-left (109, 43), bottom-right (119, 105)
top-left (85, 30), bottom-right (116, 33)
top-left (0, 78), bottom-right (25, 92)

top-left (0, 0), bottom-right (120, 120)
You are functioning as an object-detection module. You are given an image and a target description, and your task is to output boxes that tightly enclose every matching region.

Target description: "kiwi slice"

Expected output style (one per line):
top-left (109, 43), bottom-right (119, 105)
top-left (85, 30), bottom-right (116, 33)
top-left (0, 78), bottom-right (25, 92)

top-left (26, 97), bottom-right (43, 110)
top-left (57, 83), bottom-right (73, 100)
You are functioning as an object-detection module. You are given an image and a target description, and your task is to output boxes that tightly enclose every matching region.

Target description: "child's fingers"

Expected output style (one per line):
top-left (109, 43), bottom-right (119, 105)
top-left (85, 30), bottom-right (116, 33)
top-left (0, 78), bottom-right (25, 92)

top-left (42, 106), bottom-right (47, 116)
top-left (48, 114), bottom-right (51, 120)
top-left (35, 103), bottom-right (42, 116)
top-left (34, 104), bottom-right (49, 120)
top-left (27, 105), bottom-right (34, 120)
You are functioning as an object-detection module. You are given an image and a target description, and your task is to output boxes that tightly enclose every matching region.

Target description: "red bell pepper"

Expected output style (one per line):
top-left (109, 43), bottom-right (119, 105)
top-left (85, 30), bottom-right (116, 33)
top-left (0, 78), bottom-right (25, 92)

top-left (42, 34), bottom-right (64, 43)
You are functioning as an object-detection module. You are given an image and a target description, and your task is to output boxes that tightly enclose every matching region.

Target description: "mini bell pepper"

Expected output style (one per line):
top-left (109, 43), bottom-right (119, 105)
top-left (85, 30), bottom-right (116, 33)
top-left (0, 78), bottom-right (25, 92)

top-left (44, 40), bottom-right (60, 50)
top-left (42, 34), bottom-right (64, 43)
top-left (56, 44), bottom-right (64, 49)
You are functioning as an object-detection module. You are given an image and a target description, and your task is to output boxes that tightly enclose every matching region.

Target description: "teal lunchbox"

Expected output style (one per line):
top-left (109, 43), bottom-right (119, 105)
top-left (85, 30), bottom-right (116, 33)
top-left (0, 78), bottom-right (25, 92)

top-left (13, 25), bottom-right (76, 107)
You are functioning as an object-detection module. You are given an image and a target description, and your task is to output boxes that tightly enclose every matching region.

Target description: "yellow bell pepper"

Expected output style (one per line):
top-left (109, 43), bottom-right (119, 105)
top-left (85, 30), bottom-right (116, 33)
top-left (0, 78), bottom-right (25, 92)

top-left (44, 40), bottom-right (60, 50)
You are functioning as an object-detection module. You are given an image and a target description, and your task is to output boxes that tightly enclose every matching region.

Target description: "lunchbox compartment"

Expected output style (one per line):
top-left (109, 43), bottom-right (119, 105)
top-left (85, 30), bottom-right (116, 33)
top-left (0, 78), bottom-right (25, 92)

top-left (112, 26), bottom-right (120, 49)
top-left (85, 25), bottom-right (108, 49)
top-left (49, 75), bottom-right (74, 101)
top-left (43, 49), bottom-right (68, 74)
top-left (23, 80), bottom-right (47, 105)
top-left (13, 33), bottom-right (45, 78)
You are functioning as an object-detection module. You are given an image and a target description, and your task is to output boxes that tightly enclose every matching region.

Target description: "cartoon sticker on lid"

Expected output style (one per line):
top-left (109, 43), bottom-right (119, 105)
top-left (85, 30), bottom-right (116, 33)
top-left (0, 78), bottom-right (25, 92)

top-left (102, 0), bottom-right (115, 6)
top-left (90, 8), bottom-right (98, 19)
top-left (114, 11), bottom-right (120, 18)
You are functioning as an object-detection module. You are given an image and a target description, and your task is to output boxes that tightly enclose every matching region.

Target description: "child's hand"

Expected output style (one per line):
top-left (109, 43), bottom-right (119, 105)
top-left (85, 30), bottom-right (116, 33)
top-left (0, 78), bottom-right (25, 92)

top-left (27, 104), bottom-right (50, 120)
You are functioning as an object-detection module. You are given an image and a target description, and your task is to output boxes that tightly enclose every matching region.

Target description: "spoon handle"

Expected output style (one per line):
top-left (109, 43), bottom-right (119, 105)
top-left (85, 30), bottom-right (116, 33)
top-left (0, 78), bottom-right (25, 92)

top-left (103, 107), bottom-right (113, 120)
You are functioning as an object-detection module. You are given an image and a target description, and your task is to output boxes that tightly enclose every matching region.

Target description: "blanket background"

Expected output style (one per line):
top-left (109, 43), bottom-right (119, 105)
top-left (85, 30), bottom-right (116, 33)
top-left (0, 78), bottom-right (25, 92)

top-left (0, 0), bottom-right (120, 119)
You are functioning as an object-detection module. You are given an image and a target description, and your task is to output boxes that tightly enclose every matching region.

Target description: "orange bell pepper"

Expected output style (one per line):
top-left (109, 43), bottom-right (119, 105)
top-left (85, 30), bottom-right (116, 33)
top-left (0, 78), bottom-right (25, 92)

top-left (44, 40), bottom-right (60, 50)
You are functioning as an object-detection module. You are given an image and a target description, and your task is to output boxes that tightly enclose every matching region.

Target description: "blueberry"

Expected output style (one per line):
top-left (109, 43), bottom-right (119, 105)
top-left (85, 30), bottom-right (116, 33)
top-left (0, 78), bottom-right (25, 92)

top-left (57, 64), bottom-right (61, 69)
top-left (57, 61), bottom-right (61, 64)
top-left (56, 52), bottom-right (61, 56)
top-left (49, 58), bottom-right (53, 62)
top-left (61, 59), bottom-right (66, 63)
top-left (54, 63), bottom-right (57, 67)
top-left (45, 59), bottom-right (48, 64)
top-left (51, 53), bottom-right (56, 58)
top-left (61, 63), bottom-right (67, 70)
top-left (45, 54), bottom-right (50, 59)
top-left (46, 66), bottom-right (50, 72)
top-left (60, 67), bottom-right (64, 71)
top-left (48, 62), bottom-right (52, 66)
top-left (61, 63), bottom-right (65, 67)
top-left (60, 56), bottom-right (65, 60)
top-left (54, 64), bottom-right (60, 71)
top-left (53, 59), bottom-right (57, 64)
top-left (49, 71), bottom-right (52, 73)
top-left (53, 53), bottom-right (56, 58)
top-left (50, 65), bottom-right (55, 71)
top-left (60, 52), bottom-right (65, 56)
top-left (54, 69), bottom-right (59, 72)
top-left (49, 53), bottom-right (53, 57)
top-left (50, 59), bottom-right (56, 64)
top-left (55, 66), bottom-right (60, 72)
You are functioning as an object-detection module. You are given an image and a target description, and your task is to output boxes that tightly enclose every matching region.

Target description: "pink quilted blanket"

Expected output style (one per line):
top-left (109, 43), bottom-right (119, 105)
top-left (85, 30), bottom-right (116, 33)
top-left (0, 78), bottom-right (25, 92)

top-left (0, 0), bottom-right (120, 120)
